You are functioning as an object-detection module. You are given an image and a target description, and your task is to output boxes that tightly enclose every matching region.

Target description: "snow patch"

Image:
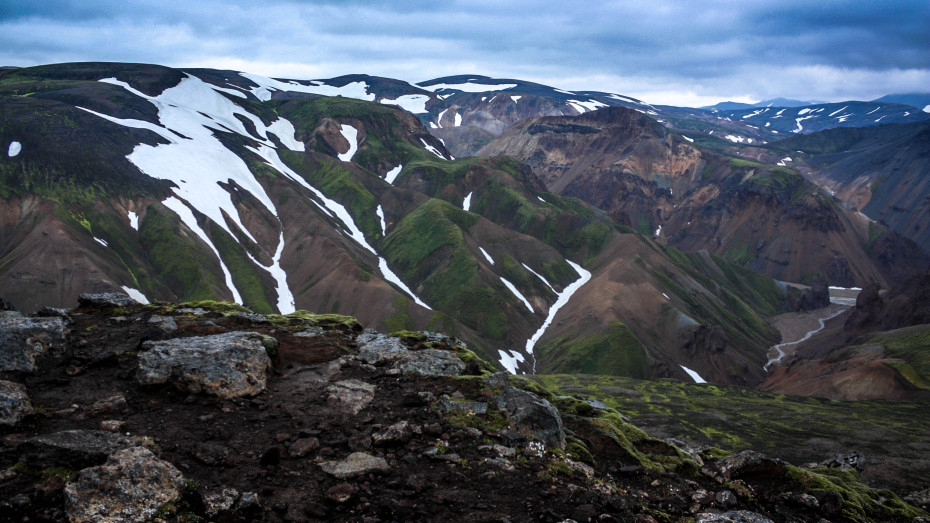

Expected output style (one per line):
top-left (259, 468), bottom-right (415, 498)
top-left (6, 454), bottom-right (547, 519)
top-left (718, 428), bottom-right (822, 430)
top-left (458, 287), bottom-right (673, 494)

top-left (776, 156), bottom-right (792, 166)
top-left (682, 135), bottom-right (694, 142)
top-left (379, 94), bottom-right (430, 114)
top-left (479, 247), bottom-right (494, 265)
top-left (829, 105), bottom-right (848, 117)
top-left (500, 277), bottom-right (534, 313)
top-left (337, 124), bottom-right (358, 162)
top-left (793, 115), bottom-right (817, 133)
top-left (875, 115), bottom-right (887, 123)
top-left (724, 135), bottom-right (744, 143)
top-left (162, 196), bottom-right (243, 304)
top-left (127, 211), bottom-right (139, 231)
top-left (265, 232), bottom-right (295, 314)
top-left (654, 225), bottom-right (662, 237)
top-left (376, 205), bottom-right (386, 235)
top-left (510, 95), bottom-right (522, 103)
top-left (553, 88), bottom-right (576, 95)
top-left (680, 365), bottom-right (706, 384)
top-left (420, 138), bottom-right (446, 159)
top-left (566, 99), bottom-right (607, 114)
top-left (522, 263), bottom-right (555, 293)
top-left (462, 191), bottom-right (473, 211)
top-left (93, 237), bottom-right (108, 247)
top-left (121, 286), bottom-right (150, 305)
top-left (662, 293), bottom-right (670, 300)
top-left (241, 73), bottom-right (374, 102)
top-left (420, 82), bottom-right (517, 93)
top-left (523, 260), bottom-right (591, 373)
top-left (384, 165), bottom-right (403, 184)
top-left (537, 196), bottom-right (546, 203)
top-left (867, 106), bottom-right (881, 115)
top-left (435, 108), bottom-right (448, 128)
top-left (498, 349), bottom-right (525, 374)
top-left (454, 112), bottom-right (462, 127)
top-left (7, 141), bottom-right (21, 157)
top-left (378, 257), bottom-right (431, 309)
top-left (924, 105), bottom-right (930, 113)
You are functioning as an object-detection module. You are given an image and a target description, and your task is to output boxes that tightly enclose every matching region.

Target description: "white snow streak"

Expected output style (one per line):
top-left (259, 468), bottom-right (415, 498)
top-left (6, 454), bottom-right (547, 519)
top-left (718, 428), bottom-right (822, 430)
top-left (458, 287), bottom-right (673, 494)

top-left (479, 247), bottom-right (494, 265)
top-left (537, 196), bottom-right (546, 203)
top-left (8, 141), bottom-right (21, 157)
top-left (462, 191), bottom-right (473, 211)
top-left (384, 165), bottom-right (403, 184)
top-left (866, 106), bottom-right (881, 115)
top-left (793, 115), bottom-right (817, 133)
top-left (241, 73), bottom-right (374, 102)
top-left (724, 135), bottom-right (744, 143)
top-left (378, 258), bottom-right (431, 309)
top-left (654, 225), bottom-right (662, 237)
top-left (376, 205), bottom-right (386, 236)
top-left (510, 95), bottom-right (522, 103)
top-left (523, 260), bottom-right (591, 373)
top-left (682, 135), bottom-right (694, 142)
top-left (435, 109), bottom-right (448, 128)
top-left (829, 106), bottom-right (848, 117)
top-left (924, 105), bottom-right (930, 113)
top-left (266, 232), bottom-right (295, 314)
top-left (454, 112), bottom-right (462, 127)
top-left (162, 196), bottom-right (243, 304)
top-left (567, 99), bottom-right (607, 114)
top-left (379, 94), bottom-right (430, 114)
top-left (94, 237), bottom-right (108, 247)
top-left (553, 88), bottom-right (576, 95)
top-left (501, 277), bottom-right (534, 313)
top-left (420, 82), bottom-right (516, 93)
top-left (875, 115), bottom-right (887, 123)
top-left (522, 263), bottom-right (555, 293)
top-left (680, 365), bottom-right (707, 384)
top-left (121, 286), bottom-right (150, 305)
top-left (337, 124), bottom-right (358, 162)
top-left (777, 156), bottom-right (792, 166)
top-left (127, 211), bottom-right (139, 231)
top-left (420, 138), bottom-right (446, 159)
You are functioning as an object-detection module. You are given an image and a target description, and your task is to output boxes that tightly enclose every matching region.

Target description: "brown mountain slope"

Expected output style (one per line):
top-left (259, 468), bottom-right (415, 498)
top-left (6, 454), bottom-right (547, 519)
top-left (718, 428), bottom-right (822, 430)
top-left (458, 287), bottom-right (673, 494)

top-left (479, 107), bottom-right (928, 287)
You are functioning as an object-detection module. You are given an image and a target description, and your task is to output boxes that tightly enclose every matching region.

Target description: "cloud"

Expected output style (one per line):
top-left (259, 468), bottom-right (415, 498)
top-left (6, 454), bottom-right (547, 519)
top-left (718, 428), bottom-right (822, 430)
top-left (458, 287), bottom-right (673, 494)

top-left (1, 0), bottom-right (928, 104)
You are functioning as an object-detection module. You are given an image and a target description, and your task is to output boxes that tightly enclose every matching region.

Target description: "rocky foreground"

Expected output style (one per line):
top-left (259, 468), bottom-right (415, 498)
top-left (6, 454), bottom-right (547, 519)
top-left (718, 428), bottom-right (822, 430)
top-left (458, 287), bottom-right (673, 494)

top-left (1, 294), bottom-right (927, 522)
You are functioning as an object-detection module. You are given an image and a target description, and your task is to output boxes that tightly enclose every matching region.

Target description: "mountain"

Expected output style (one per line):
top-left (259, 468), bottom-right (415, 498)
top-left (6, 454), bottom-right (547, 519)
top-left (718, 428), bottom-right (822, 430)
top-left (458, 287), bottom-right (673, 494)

top-left (0, 62), bottom-right (794, 385)
top-left (757, 121), bottom-right (930, 253)
top-left (1, 295), bottom-right (924, 521)
top-left (478, 106), bottom-right (928, 288)
top-left (873, 93), bottom-right (930, 112)
top-left (709, 101), bottom-right (930, 136)
top-left (701, 98), bottom-right (823, 111)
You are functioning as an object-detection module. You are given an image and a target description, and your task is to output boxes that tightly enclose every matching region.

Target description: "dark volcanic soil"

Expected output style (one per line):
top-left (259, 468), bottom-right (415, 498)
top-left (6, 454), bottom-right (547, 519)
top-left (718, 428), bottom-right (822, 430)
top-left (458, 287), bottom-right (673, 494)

top-left (1, 300), bottom-right (926, 522)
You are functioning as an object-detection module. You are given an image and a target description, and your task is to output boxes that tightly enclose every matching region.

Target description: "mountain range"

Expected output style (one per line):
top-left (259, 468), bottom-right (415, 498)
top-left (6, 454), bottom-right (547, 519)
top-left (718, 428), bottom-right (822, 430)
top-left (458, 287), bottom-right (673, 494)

top-left (1, 62), bottom-right (928, 389)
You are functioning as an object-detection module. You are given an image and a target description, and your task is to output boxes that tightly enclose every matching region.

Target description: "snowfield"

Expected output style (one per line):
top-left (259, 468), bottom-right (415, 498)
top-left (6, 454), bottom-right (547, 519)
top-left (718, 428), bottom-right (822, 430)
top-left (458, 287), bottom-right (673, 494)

top-left (241, 73), bottom-right (374, 102)
top-left (384, 165), bottom-right (403, 184)
top-left (420, 138), bottom-right (447, 159)
top-left (337, 124), bottom-right (359, 162)
top-left (680, 365), bottom-right (707, 384)
top-left (420, 82), bottom-right (517, 93)
top-left (462, 191), bottom-right (473, 211)
top-left (379, 94), bottom-right (430, 114)
top-left (8, 141), bottom-right (21, 157)
top-left (127, 211), bottom-right (139, 231)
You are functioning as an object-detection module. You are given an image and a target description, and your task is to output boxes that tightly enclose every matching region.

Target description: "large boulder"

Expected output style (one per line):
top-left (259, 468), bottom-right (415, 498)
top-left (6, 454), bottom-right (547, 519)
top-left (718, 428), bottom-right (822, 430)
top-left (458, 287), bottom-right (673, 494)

top-left (319, 452), bottom-right (390, 479)
top-left (326, 379), bottom-right (376, 415)
top-left (137, 332), bottom-right (275, 399)
top-left (701, 450), bottom-right (786, 483)
top-left (63, 446), bottom-right (185, 523)
top-left (0, 380), bottom-right (34, 426)
top-left (0, 314), bottom-right (67, 372)
top-left (17, 430), bottom-right (135, 469)
top-left (77, 292), bottom-right (142, 308)
top-left (397, 349), bottom-right (466, 376)
top-left (494, 386), bottom-right (565, 449)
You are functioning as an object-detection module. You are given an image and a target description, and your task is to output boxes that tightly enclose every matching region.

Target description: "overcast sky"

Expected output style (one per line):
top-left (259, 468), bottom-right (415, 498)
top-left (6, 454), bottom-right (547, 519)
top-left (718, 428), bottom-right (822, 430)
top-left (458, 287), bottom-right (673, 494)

top-left (2, 0), bottom-right (928, 106)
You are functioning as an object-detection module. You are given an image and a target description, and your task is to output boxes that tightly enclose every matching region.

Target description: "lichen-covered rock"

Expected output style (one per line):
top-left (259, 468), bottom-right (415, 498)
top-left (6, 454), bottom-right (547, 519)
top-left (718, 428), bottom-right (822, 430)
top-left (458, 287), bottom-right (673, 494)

top-left (0, 380), bottom-right (33, 426)
top-left (77, 292), bottom-right (141, 308)
top-left (372, 421), bottom-right (413, 446)
top-left (397, 348), bottom-right (466, 376)
top-left (137, 332), bottom-right (274, 399)
top-left (146, 315), bottom-right (178, 332)
top-left (326, 379), bottom-right (376, 415)
top-left (356, 335), bottom-right (408, 365)
top-left (696, 511), bottom-right (774, 523)
top-left (319, 452), bottom-right (390, 479)
top-left (18, 430), bottom-right (135, 469)
top-left (494, 386), bottom-right (566, 449)
top-left (63, 446), bottom-right (185, 523)
top-left (817, 451), bottom-right (866, 472)
top-left (702, 450), bottom-right (785, 483)
top-left (0, 314), bottom-right (67, 372)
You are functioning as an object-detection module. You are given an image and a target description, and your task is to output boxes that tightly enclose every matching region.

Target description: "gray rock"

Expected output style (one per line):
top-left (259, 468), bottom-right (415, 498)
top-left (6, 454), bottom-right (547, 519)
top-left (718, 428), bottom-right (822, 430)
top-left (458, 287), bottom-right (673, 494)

top-left (436, 395), bottom-right (488, 415)
top-left (478, 444), bottom-right (517, 459)
top-left (483, 371), bottom-right (511, 389)
top-left (817, 451), bottom-right (866, 472)
top-left (372, 421), bottom-right (413, 446)
top-left (701, 450), bottom-right (784, 483)
top-left (18, 430), bottom-right (134, 469)
top-left (146, 315), bottom-right (178, 332)
top-left (319, 452), bottom-right (390, 479)
top-left (326, 379), bottom-right (376, 415)
top-left (0, 315), bottom-right (67, 372)
top-left (192, 442), bottom-right (230, 466)
top-left (203, 488), bottom-right (240, 517)
top-left (84, 394), bottom-right (129, 415)
top-left (397, 348), bottom-right (466, 376)
top-left (64, 446), bottom-right (185, 523)
top-left (230, 312), bottom-right (269, 324)
top-left (696, 511), bottom-right (774, 523)
top-left (294, 327), bottom-right (324, 338)
top-left (716, 489), bottom-right (738, 507)
top-left (356, 335), bottom-right (408, 365)
top-left (137, 332), bottom-right (274, 399)
top-left (0, 380), bottom-right (34, 426)
top-left (289, 437), bottom-right (320, 457)
top-left (905, 488), bottom-right (930, 509)
top-left (77, 292), bottom-right (141, 308)
top-left (494, 386), bottom-right (565, 449)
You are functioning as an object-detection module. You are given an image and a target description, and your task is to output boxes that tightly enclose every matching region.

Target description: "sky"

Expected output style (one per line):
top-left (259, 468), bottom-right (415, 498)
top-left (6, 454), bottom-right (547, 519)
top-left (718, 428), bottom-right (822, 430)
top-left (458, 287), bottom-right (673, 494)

top-left (1, 0), bottom-right (928, 107)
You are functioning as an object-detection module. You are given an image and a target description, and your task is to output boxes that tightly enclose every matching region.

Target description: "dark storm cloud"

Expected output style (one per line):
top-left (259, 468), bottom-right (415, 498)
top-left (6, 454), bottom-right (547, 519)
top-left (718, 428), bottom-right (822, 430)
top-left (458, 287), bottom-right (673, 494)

top-left (1, 0), bottom-right (928, 105)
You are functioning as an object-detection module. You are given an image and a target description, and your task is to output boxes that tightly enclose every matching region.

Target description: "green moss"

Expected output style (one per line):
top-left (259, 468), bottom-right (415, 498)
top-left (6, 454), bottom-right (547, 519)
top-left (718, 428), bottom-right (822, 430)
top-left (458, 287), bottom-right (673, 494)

top-left (538, 322), bottom-right (649, 378)
top-left (11, 463), bottom-right (79, 482)
top-left (207, 221), bottom-right (273, 314)
top-left (870, 326), bottom-right (930, 386)
top-left (786, 465), bottom-right (927, 520)
top-left (385, 295), bottom-right (414, 333)
top-left (266, 310), bottom-right (363, 333)
top-left (442, 406), bottom-right (509, 432)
